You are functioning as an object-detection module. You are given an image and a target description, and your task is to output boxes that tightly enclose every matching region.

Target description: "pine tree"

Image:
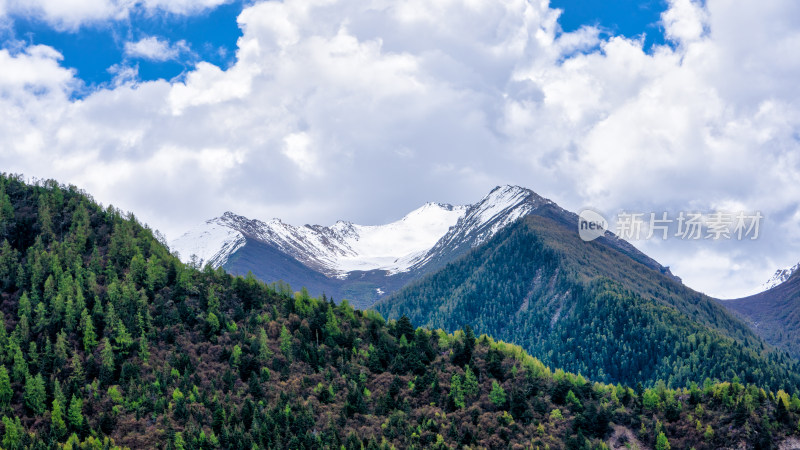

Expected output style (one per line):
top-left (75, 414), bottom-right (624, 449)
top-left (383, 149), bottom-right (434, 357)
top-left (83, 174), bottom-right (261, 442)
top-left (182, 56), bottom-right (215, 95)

top-left (139, 331), bottom-right (150, 362)
top-left (55, 330), bottom-right (69, 366)
top-left (258, 327), bottom-right (272, 362)
top-left (1, 416), bottom-right (23, 450)
top-left (0, 366), bottom-right (11, 406)
top-left (449, 374), bottom-right (465, 409)
top-left (51, 397), bottom-right (67, 438)
top-left (280, 325), bottom-right (293, 360)
top-left (68, 394), bottom-right (84, 429)
top-left (113, 320), bottom-right (134, 354)
top-left (490, 380), bottom-right (507, 408)
top-left (655, 431), bottom-right (671, 450)
top-left (395, 316), bottom-right (415, 341)
top-left (463, 365), bottom-right (479, 398)
top-left (100, 337), bottom-right (115, 382)
top-left (24, 373), bottom-right (46, 415)
top-left (11, 344), bottom-right (28, 383)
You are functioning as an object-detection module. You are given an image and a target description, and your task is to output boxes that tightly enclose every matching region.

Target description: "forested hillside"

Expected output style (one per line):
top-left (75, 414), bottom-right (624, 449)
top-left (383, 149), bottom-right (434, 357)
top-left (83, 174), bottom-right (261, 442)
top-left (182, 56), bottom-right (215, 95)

top-left (376, 215), bottom-right (800, 392)
top-left (723, 270), bottom-right (800, 360)
top-left (2, 174), bottom-right (800, 449)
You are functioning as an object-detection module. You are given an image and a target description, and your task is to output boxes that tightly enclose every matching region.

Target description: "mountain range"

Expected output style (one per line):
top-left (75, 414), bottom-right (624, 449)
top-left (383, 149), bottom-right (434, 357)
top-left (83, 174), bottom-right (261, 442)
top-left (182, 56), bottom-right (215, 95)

top-left (173, 184), bottom-right (800, 390)
top-left (172, 185), bottom-right (677, 308)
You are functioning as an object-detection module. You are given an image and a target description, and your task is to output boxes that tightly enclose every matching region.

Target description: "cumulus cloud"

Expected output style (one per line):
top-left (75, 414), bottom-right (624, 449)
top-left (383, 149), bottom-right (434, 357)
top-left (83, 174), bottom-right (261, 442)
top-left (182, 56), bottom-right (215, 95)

top-left (124, 36), bottom-right (191, 62)
top-left (0, 0), bottom-right (799, 298)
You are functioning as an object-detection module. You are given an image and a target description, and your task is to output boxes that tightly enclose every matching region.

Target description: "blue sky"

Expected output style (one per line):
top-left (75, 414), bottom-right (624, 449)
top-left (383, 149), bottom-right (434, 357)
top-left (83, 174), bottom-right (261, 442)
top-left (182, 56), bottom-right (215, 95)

top-left (1, 0), bottom-right (799, 298)
top-left (3, 0), bottom-right (669, 89)
top-left (4, 1), bottom-right (244, 90)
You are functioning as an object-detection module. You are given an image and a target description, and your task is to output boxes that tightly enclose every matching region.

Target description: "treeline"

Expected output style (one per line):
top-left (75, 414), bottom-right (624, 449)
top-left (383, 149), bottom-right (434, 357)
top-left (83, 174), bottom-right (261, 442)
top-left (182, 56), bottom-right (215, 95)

top-left (0, 173), bottom-right (799, 448)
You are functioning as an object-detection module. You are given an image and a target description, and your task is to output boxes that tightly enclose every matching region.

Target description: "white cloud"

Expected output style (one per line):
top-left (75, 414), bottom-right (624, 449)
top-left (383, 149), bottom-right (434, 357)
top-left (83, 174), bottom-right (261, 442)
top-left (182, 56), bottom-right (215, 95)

top-left (124, 36), bottom-right (190, 62)
top-left (0, 0), bottom-right (230, 30)
top-left (1, 0), bottom-right (799, 298)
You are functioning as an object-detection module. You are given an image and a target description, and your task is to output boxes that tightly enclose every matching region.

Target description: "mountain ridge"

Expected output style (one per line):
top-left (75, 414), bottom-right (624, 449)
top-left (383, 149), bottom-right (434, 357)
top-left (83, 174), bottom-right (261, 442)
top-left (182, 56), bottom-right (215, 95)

top-left (171, 185), bottom-right (679, 307)
top-left (375, 211), bottom-right (799, 390)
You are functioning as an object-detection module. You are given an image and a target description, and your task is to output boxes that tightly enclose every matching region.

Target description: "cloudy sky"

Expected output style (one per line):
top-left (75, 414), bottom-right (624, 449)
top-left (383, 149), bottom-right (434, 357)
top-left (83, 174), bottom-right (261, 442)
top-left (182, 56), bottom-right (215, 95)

top-left (1, 0), bottom-right (799, 298)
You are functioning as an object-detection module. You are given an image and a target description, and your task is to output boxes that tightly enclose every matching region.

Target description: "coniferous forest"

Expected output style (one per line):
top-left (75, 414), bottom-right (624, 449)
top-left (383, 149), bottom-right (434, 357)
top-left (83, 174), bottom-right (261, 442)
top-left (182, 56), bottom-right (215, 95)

top-left (376, 217), bottom-right (800, 393)
top-left (3, 173), bottom-right (800, 449)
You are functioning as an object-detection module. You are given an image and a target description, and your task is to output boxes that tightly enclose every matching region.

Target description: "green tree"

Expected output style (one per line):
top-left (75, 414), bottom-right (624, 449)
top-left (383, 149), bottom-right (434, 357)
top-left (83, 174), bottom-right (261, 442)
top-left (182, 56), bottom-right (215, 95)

top-left (139, 331), bottom-right (150, 362)
top-left (280, 325), bottom-right (293, 359)
top-left (490, 380), bottom-right (507, 408)
top-left (1, 416), bottom-right (23, 450)
top-left (324, 306), bottom-right (341, 341)
top-left (100, 337), bottom-right (115, 381)
top-left (449, 374), bottom-right (465, 409)
top-left (257, 327), bottom-right (272, 362)
top-left (80, 308), bottom-right (97, 352)
top-left (655, 431), bottom-right (671, 450)
top-left (704, 424), bottom-right (714, 441)
top-left (230, 344), bottom-right (242, 367)
top-left (51, 397), bottom-right (67, 438)
top-left (67, 394), bottom-right (83, 429)
top-left (11, 344), bottom-right (27, 382)
top-left (463, 365), bottom-right (479, 398)
top-left (206, 312), bottom-right (220, 336)
top-left (113, 319), bottom-right (134, 354)
top-left (24, 373), bottom-right (46, 415)
top-left (33, 301), bottom-right (47, 333)
top-left (174, 431), bottom-right (187, 450)
top-left (0, 366), bottom-right (11, 406)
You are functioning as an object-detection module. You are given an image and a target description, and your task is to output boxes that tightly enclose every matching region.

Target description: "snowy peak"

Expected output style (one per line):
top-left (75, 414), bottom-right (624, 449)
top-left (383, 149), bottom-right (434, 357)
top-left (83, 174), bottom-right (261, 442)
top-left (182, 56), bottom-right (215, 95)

top-left (171, 215), bottom-right (247, 268)
top-left (407, 185), bottom-right (547, 271)
top-left (762, 262), bottom-right (800, 291)
top-left (172, 201), bottom-right (469, 276)
top-left (170, 185), bottom-right (544, 278)
top-left (466, 185), bottom-right (547, 244)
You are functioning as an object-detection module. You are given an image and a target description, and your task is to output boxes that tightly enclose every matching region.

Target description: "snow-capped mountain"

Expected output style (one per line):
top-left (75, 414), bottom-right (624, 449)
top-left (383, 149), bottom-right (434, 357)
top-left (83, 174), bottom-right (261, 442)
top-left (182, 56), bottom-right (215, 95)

top-left (171, 185), bottom-right (539, 276)
top-left (170, 185), bottom-right (544, 306)
top-left (173, 202), bottom-right (467, 277)
top-left (762, 262), bottom-right (800, 291)
top-left (409, 185), bottom-right (549, 272)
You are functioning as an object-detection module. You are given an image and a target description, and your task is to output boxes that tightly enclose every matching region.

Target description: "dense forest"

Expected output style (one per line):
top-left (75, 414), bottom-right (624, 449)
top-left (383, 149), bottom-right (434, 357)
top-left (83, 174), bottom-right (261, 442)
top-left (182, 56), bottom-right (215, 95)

top-left (1, 173), bottom-right (800, 449)
top-left (376, 215), bottom-right (800, 393)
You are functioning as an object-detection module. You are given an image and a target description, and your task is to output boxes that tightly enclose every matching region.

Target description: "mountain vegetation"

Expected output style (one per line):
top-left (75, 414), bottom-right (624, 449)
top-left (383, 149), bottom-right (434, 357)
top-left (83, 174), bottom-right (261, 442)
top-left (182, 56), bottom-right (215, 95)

top-left (723, 271), bottom-right (800, 360)
top-left (2, 173), bottom-right (800, 449)
top-left (376, 213), bottom-right (800, 393)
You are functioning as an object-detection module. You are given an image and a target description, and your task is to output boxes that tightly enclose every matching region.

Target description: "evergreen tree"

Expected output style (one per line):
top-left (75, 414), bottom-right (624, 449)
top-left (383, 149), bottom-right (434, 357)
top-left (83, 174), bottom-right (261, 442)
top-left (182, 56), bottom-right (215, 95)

top-left (1, 416), bottom-right (23, 450)
top-left (258, 327), bottom-right (272, 362)
top-left (0, 366), bottom-right (11, 407)
top-left (11, 344), bottom-right (28, 383)
top-left (100, 337), bottom-right (115, 382)
top-left (463, 365), bottom-right (479, 398)
top-left (24, 373), bottom-right (46, 415)
top-left (490, 380), bottom-right (507, 408)
top-left (655, 431), bottom-right (671, 450)
top-left (449, 374), bottom-right (465, 409)
top-left (280, 325), bottom-right (293, 360)
top-left (51, 397), bottom-right (67, 438)
top-left (67, 394), bottom-right (84, 429)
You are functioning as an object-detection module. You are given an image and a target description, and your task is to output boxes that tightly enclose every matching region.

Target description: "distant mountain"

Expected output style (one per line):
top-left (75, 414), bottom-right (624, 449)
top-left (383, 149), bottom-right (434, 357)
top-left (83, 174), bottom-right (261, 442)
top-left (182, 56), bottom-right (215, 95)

top-left (762, 262), bottom-right (800, 291)
top-left (723, 268), bottom-right (800, 359)
top-left (171, 186), bottom-right (566, 307)
top-left (375, 204), bottom-right (800, 390)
